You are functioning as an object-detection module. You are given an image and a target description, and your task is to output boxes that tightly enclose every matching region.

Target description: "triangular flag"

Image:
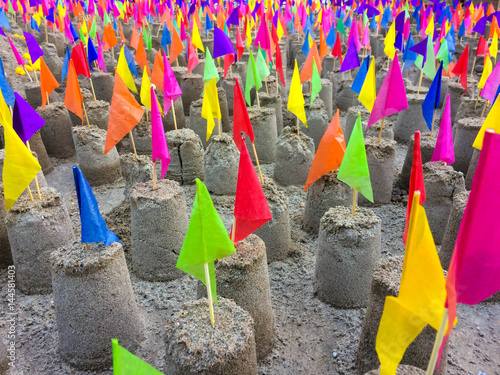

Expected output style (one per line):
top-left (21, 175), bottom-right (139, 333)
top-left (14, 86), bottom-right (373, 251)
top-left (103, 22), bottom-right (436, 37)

top-left (40, 58), bottom-right (59, 109)
top-left (23, 31), bottom-right (44, 64)
top-left (359, 57), bottom-right (376, 112)
top-left (310, 59), bottom-right (322, 105)
top-left (64, 60), bottom-right (84, 123)
top-left (163, 51), bottom-right (182, 114)
top-left (203, 48), bottom-right (220, 83)
top-left (169, 28), bottom-right (185, 64)
top-left (112, 339), bottom-right (164, 374)
top-left (151, 86), bottom-right (171, 179)
top-left (421, 61), bottom-right (443, 131)
top-left (233, 78), bottom-right (255, 151)
top-left (201, 77), bottom-right (221, 141)
top-left (192, 19), bottom-right (205, 52)
top-left (244, 52), bottom-right (262, 106)
top-left (473, 89), bottom-right (500, 150)
top-left (135, 37), bottom-right (151, 76)
top-left (452, 44), bottom-right (469, 93)
top-left (287, 60), bottom-right (307, 127)
top-left (351, 55), bottom-right (370, 94)
top-left (12, 93), bottom-right (45, 144)
top-left (213, 26), bottom-right (235, 58)
top-left (151, 50), bottom-right (164, 91)
top-left (340, 38), bottom-right (360, 72)
top-left (431, 94), bottom-right (455, 165)
top-left (71, 41), bottom-right (91, 78)
top-left (117, 46), bottom-right (138, 94)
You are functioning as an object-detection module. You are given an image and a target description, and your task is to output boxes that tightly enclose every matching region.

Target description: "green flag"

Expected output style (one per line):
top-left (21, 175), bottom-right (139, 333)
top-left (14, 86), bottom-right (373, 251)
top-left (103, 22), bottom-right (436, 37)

top-left (245, 52), bottom-right (262, 106)
top-left (89, 18), bottom-right (97, 39)
top-left (112, 339), bottom-right (164, 375)
top-left (436, 39), bottom-right (450, 70)
top-left (103, 11), bottom-right (111, 25)
top-left (310, 59), bottom-right (322, 105)
top-left (255, 46), bottom-right (270, 81)
top-left (415, 36), bottom-right (437, 80)
top-left (204, 49), bottom-right (220, 83)
top-left (337, 115), bottom-right (373, 202)
top-left (176, 179), bottom-right (235, 305)
top-left (336, 17), bottom-right (346, 36)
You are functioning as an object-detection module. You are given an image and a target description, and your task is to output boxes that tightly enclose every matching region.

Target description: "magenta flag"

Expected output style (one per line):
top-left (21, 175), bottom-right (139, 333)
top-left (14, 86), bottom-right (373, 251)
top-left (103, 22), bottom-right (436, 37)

top-left (150, 86), bottom-right (171, 179)
top-left (96, 33), bottom-right (107, 72)
top-left (162, 51), bottom-right (182, 113)
top-left (480, 60), bottom-right (500, 103)
top-left (8, 37), bottom-right (25, 66)
top-left (254, 18), bottom-right (271, 53)
top-left (367, 54), bottom-right (408, 127)
top-left (431, 94), bottom-right (455, 164)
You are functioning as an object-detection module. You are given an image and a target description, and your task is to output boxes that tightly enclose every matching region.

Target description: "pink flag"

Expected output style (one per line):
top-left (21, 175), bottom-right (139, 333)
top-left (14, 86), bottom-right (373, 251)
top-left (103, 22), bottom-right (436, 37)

top-left (151, 87), bottom-right (171, 179)
top-left (254, 18), bottom-right (271, 53)
top-left (431, 94), bottom-right (455, 164)
top-left (96, 33), bottom-right (107, 72)
top-left (347, 24), bottom-right (361, 52)
top-left (480, 60), bottom-right (500, 103)
top-left (162, 51), bottom-right (182, 114)
top-left (8, 37), bottom-right (25, 66)
top-left (361, 24), bottom-right (370, 48)
top-left (367, 54), bottom-right (408, 127)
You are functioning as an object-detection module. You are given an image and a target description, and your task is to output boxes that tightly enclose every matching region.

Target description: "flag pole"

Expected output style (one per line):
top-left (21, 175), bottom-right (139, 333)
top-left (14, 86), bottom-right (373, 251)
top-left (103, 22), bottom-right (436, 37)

top-left (425, 308), bottom-right (449, 375)
top-left (479, 100), bottom-right (489, 125)
top-left (352, 189), bottom-right (357, 216)
top-left (171, 99), bottom-right (178, 130)
top-left (203, 262), bottom-right (216, 325)
top-left (430, 110), bottom-right (436, 140)
top-left (46, 92), bottom-right (50, 105)
top-left (27, 141), bottom-right (42, 200)
top-left (251, 142), bottom-right (264, 184)
top-left (129, 132), bottom-right (139, 160)
top-left (152, 160), bottom-right (157, 189)
top-left (377, 117), bottom-right (385, 143)
top-left (470, 56), bottom-right (477, 79)
top-left (89, 77), bottom-right (97, 102)
top-left (24, 67), bottom-right (33, 82)
top-left (32, 63), bottom-right (39, 84)
top-left (27, 186), bottom-right (34, 201)
top-left (217, 119), bottom-right (222, 137)
top-left (417, 70), bottom-right (423, 96)
top-left (82, 100), bottom-right (90, 127)
top-left (474, 87), bottom-right (480, 109)
top-left (231, 218), bottom-right (236, 243)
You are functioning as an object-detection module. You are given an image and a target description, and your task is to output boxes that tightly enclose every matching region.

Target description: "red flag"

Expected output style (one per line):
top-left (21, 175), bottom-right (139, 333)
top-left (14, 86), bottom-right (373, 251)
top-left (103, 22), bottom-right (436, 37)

top-left (452, 44), bottom-right (469, 93)
top-left (403, 131), bottom-right (426, 243)
top-left (276, 43), bottom-right (286, 86)
top-left (187, 38), bottom-right (200, 73)
top-left (223, 53), bottom-right (235, 78)
top-left (304, 110), bottom-right (346, 191)
top-left (230, 135), bottom-right (272, 243)
top-left (331, 32), bottom-right (343, 64)
top-left (236, 27), bottom-right (245, 60)
top-left (476, 36), bottom-right (488, 56)
top-left (233, 78), bottom-right (255, 150)
top-left (70, 42), bottom-right (91, 78)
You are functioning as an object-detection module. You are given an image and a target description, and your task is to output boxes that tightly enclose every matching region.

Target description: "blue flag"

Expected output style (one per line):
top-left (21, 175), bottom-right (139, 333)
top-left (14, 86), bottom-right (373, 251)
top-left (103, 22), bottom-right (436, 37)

top-left (87, 38), bottom-right (98, 70)
top-left (205, 13), bottom-right (213, 37)
top-left (124, 46), bottom-right (139, 78)
top-left (326, 25), bottom-right (337, 47)
top-left (61, 46), bottom-right (70, 81)
top-left (403, 33), bottom-right (417, 71)
top-left (160, 23), bottom-right (171, 50)
top-left (30, 18), bottom-right (40, 32)
top-left (351, 55), bottom-right (370, 94)
top-left (0, 57), bottom-right (14, 106)
top-left (73, 165), bottom-right (121, 247)
top-left (421, 61), bottom-right (443, 130)
top-left (301, 31), bottom-right (311, 56)
top-left (0, 10), bottom-right (11, 31)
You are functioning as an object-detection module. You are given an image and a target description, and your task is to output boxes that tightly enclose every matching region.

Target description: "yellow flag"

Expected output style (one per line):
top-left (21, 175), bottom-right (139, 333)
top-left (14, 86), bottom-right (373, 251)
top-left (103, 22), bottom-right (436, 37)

top-left (201, 78), bottom-right (221, 141)
top-left (2, 124), bottom-right (41, 211)
top-left (473, 93), bottom-right (500, 149)
top-left (359, 58), bottom-right (376, 112)
top-left (140, 68), bottom-right (152, 109)
top-left (246, 18), bottom-right (252, 48)
top-left (287, 60), bottom-right (307, 127)
top-left (0, 88), bottom-right (12, 129)
top-left (277, 18), bottom-right (285, 41)
top-left (425, 15), bottom-right (434, 37)
top-left (478, 54), bottom-right (492, 89)
top-left (384, 21), bottom-right (396, 58)
top-left (192, 20), bottom-right (205, 52)
top-left (116, 46), bottom-right (138, 94)
top-left (491, 32), bottom-right (498, 59)
top-left (376, 191), bottom-right (446, 375)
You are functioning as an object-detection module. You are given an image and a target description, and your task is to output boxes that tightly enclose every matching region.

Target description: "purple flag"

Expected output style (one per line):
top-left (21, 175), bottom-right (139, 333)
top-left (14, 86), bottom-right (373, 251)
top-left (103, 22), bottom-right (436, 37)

top-left (431, 94), bottom-right (454, 164)
top-left (472, 16), bottom-right (487, 35)
top-left (367, 55), bottom-right (408, 127)
top-left (340, 38), bottom-right (360, 72)
top-left (227, 8), bottom-right (239, 26)
top-left (23, 31), bottom-right (44, 63)
top-left (395, 10), bottom-right (405, 33)
top-left (409, 36), bottom-right (428, 65)
top-left (12, 93), bottom-right (45, 144)
top-left (213, 26), bottom-right (237, 58)
top-left (162, 51), bottom-right (182, 113)
top-left (151, 86), bottom-right (171, 179)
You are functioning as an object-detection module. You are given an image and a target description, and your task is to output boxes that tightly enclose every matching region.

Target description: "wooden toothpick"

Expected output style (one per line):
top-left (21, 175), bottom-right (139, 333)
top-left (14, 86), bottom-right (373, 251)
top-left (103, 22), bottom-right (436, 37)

top-left (204, 262), bottom-right (215, 325)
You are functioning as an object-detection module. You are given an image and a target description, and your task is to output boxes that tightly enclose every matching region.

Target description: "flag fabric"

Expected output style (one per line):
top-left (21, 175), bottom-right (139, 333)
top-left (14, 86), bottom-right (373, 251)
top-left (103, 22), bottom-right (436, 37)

top-left (150, 86), bottom-right (171, 179)
top-left (201, 77), bottom-right (221, 141)
top-left (340, 38), bottom-right (360, 72)
top-left (73, 165), bottom-right (121, 246)
top-left (162, 51), bottom-right (182, 113)
top-left (0, 57), bottom-right (15, 107)
top-left (376, 191), bottom-right (446, 375)
top-left (8, 36), bottom-right (25, 67)
top-left (431, 94), bottom-right (455, 165)
top-left (169, 28), bottom-right (184, 64)
top-left (233, 78), bottom-right (255, 151)
top-left (140, 69), bottom-right (152, 109)
top-left (64, 60), bottom-right (84, 123)
top-left (478, 55), bottom-right (492, 90)
top-left (359, 57), bottom-right (376, 112)
top-left (300, 42), bottom-right (321, 83)
top-left (0, 86), bottom-right (12, 128)
top-left (421, 61), bottom-right (443, 131)
top-left (415, 35), bottom-right (437, 80)
top-left (480, 58), bottom-right (500, 103)
top-left (255, 47), bottom-right (270, 81)
top-left (304, 110), bottom-right (346, 191)
top-left (151, 50), bottom-right (164, 91)
top-left (244, 52), bottom-right (261, 106)
top-left (367, 55), bottom-right (408, 127)
top-left (337, 114), bottom-right (373, 202)
top-left (187, 38), bottom-right (200, 74)
top-left (276, 43), bottom-right (286, 86)
top-left (331, 32), bottom-right (343, 64)
top-left (40, 58), bottom-right (59, 109)
top-left (213, 26), bottom-right (236, 58)
top-left (103, 23), bottom-right (118, 50)
top-left (70, 42), bottom-right (91, 78)
top-left (117, 46), bottom-right (138, 94)
top-left (105, 74), bottom-right (144, 154)
top-left (452, 44), bottom-right (469, 93)
top-left (203, 48), bottom-right (220, 83)
top-left (176, 178), bottom-right (236, 305)
top-left (403, 130), bottom-right (426, 244)
top-left (12, 93), bottom-right (45, 144)
top-left (351, 55), bottom-right (370, 94)
top-left (384, 20), bottom-right (396, 58)
top-left (473, 89), bottom-right (500, 150)
top-left (230, 136), bottom-right (272, 243)
top-left (135, 37), bottom-right (151, 76)
top-left (310, 59), bottom-right (322, 105)
top-left (2, 122), bottom-right (41, 211)
top-left (23, 31), bottom-right (44, 64)
top-left (192, 19), bottom-right (205, 52)
top-left (287, 60), bottom-right (307, 127)
top-left (112, 339), bottom-right (164, 375)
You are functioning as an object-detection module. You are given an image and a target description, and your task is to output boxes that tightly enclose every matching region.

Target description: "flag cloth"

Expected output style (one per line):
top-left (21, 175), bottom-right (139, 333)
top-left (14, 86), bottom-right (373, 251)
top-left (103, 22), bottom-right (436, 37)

top-left (140, 69), bottom-right (152, 109)
top-left (287, 60), bottom-right (307, 127)
top-left (112, 339), bottom-right (164, 375)
top-left (0, 57), bottom-right (14, 107)
top-left (480, 57), bottom-right (500, 103)
top-left (135, 37), bottom-right (151, 76)
top-left (415, 35), bottom-right (437, 80)
top-left (117, 46), bottom-right (138, 94)
top-left (421, 61), bottom-right (443, 131)
top-left (213, 26), bottom-right (236, 58)
top-left (73, 165), bottom-right (121, 246)
top-left (452, 44), bottom-right (469, 93)
top-left (64, 60), bottom-right (84, 123)
top-left (478, 54), bottom-right (492, 90)
top-left (255, 47), bottom-right (270, 82)
top-left (201, 77), bottom-right (221, 141)
top-left (337, 114), bottom-right (373, 202)
top-left (8, 36), bottom-right (25, 67)
top-left (87, 38), bottom-right (99, 70)
top-left (192, 19), bottom-right (205, 52)
top-left (331, 32), bottom-right (343, 64)
top-left (169, 28), bottom-right (184, 64)
top-left (441, 130), bottom-right (500, 362)
top-left (304, 110), bottom-right (346, 191)
top-left (12, 93), bottom-right (45, 144)
top-left (151, 86), bottom-right (171, 179)
top-left (23, 31), bottom-right (44, 63)
top-left (0, 86), bottom-right (12, 128)
top-left (2, 121), bottom-right (41, 210)
top-left (40, 58), bottom-right (59, 109)
top-left (187, 38), bottom-right (200, 74)
top-left (310, 59), bottom-right (322, 105)
top-left (367, 55), bottom-right (408, 127)
top-left (230, 136), bottom-right (272, 243)
top-left (124, 46), bottom-right (139, 78)
top-left (276, 43), bottom-right (286, 86)
top-left (376, 191), bottom-right (446, 375)
top-left (340, 38), bottom-right (360, 72)
top-left (203, 48), bottom-right (220, 83)
top-left (244, 52), bottom-right (262, 106)
top-left (233, 78), bottom-right (255, 151)
top-left (105, 74), bottom-right (144, 154)
top-left (103, 23), bottom-right (118, 50)
top-left (431, 94), bottom-right (455, 165)
top-left (176, 178), bottom-right (236, 305)
top-left (359, 57), bottom-right (376, 112)
top-left (70, 42), bottom-right (91, 78)
top-left (473, 90), bottom-right (500, 149)
top-left (151, 51), bottom-right (164, 91)
top-left (384, 20), bottom-right (396, 58)
top-left (300, 42), bottom-right (321, 83)
top-left (162, 51), bottom-right (182, 114)
top-left (351, 55), bottom-right (370, 94)
top-left (403, 130), bottom-right (426, 244)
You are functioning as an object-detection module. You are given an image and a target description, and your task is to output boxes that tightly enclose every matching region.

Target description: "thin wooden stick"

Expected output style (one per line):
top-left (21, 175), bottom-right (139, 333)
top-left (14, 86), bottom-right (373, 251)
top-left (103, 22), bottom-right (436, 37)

top-left (470, 56), bottom-right (477, 79)
top-left (425, 308), bottom-right (449, 375)
top-left (130, 132), bottom-right (139, 160)
top-left (156, 23), bottom-right (163, 38)
top-left (352, 189), bottom-right (357, 216)
top-left (265, 79), bottom-right (269, 95)
top-left (377, 117), bottom-right (385, 143)
top-left (231, 217), bottom-right (236, 243)
top-left (275, 69), bottom-right (279, 92)
top-left (251, 142), bottom-right (264, 184)
top-left (46, 92), bottom-right (50, 105)
top-left (474, 87), bottom-right (480, 109)
top-left (152, 160), bottom-right (157, 189)
top-left (89, 77), bottom-right (97, 102)
top-left (32, 64), bottom-right (39, 84)
top-left (204, 262), bottom-right (215, 325)
top-left (26, 141), bottom-right (42, 200)
top-left (82, 101), bottom-right (90, 127)
top-left (430, 110), bottom-right (436, 140)
top-left (256, 90), bottom-right (261, 109)
top-left (217, 119), bottom-right (222, 137)
top-left (417, 70), bottom-right (423, 96)
top-left (27, 186), bottom-right (34, 201)
top-left (171, 99), bottom-right (178, 130)
top-left (479, 101), bottom-right (489, 125)
top-left (24, 67), bottom-right (33, 82)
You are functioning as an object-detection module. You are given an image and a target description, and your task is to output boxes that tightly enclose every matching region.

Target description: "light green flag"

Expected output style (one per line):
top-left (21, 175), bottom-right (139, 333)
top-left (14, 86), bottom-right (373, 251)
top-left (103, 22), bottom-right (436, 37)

top-left (310, 59), bottom-right (322, 105)
top-left (415, 36), bottom-right (437, 80)
top-left (337, 115), bottom-right (373, 202)
top-left (204, 49), bottom-right (220, 83)
top-left (255, 46), bottom-right (270, 81)
top-left (176, 179), bottom-right (235, 305)
top-left (435, 39), bottom-right (451, 71)
top-left (89, 18), bottom-right (97, 39)
top-left (245, 52), bottom-right (262, 106)
top-left (112, 339), bottom-right (164, 375)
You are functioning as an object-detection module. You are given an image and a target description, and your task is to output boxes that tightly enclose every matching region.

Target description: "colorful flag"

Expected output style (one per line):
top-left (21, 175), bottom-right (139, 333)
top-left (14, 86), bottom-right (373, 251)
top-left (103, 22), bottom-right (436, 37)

top-left (151, 86), bottom-right (170, 179)
top-left (351, 55), bottom-right (370, 94)
top-left (213, 26), bottom-right (236, 58)
top-left (233, 78), bottom-right (255, 151)
top-left (473, 89), bottom-right (500, 150)
top-left (452, 44), bottom-right (469, 92)
top-left (12, 93), bottom-right (45, 144)
top-left (203, 48), bottom-right (220, 83)
top-left (169, 28), bottom-right (184, 64)
top-left (40, 58), bottom-right (59, 109)
top-left (117, 46), bottom-right (138, 94)
top-left (201, 77), bottom-right (221, 141)
top-left (359, 57), bottom-right (376, 112)
top-left (287, 60), bottom-right (307, 127)
top-left (421, 61), bottom-right (443, 131)
top-left (244, 52), bottom-right (261, 106)
top-left (431, 94), bottom-right (455, 165)
top-left (64, 60), bottom-right (84, 123)
top-left (135, 37), bottom-right (151, 76)
top-left (162, 51), bottom-right (182, 114)
top-left (23, 31), bottom-right (44, 64)
top-left (340, 38), bottom-right (360, 72)
top-left (151, 51), bottom-right (164, 91)
top-left (310, 59), bottom-right (322, 105)
top-left (112, 339), bottom-right (164, 375)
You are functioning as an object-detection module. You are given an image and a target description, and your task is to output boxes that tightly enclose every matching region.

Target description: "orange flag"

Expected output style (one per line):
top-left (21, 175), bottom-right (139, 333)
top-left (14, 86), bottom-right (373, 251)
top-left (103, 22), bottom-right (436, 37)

top-left (64, 60), bottom-right (84, 124)
top-left (40, 58), bottom-right (59, 109)
top-left (135, 37), bottom-right (151, 75)
top-left (104, 73), bottom-right (144, 154)
top-left (130, 27), bottom-right (140, 50)
top-left (151, 50), bottom-right (164, 91)
top-left (300, 42), bottom-right (322, 83)
top-left (319, 29), bottom-right (328, 61)
top-left (169, 28), bottom-right (185, 64)
top-left (103, 24), bottom-right (119, 51)
top-left (304, 110), bottom-right (346, 191)
top-left (118, 21), bottom-right (126, 45)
